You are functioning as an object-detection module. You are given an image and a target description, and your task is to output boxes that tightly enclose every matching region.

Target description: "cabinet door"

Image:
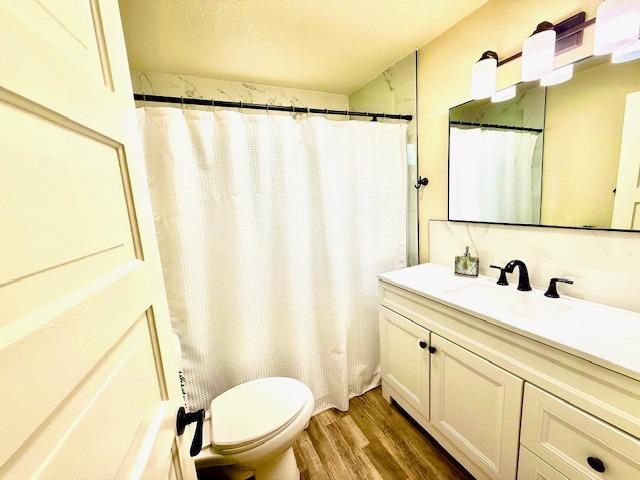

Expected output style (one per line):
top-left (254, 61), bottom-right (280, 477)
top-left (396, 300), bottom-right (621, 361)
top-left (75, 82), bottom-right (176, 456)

top-left (430, 334), bottom-right (523, 480)
top-left (379, 306), bottom-right (430, 419)
top-left (518, 447), bottom-right (569, 480)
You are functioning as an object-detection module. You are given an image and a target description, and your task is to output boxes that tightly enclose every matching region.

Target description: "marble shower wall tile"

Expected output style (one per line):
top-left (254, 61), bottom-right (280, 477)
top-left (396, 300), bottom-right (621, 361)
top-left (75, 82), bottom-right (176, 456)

top-left (429, 220), bottom-right (640, 312)
top-left (131, 70), bottom-right (349, 111)
top-left (348, 53), bottom-right (417, 145)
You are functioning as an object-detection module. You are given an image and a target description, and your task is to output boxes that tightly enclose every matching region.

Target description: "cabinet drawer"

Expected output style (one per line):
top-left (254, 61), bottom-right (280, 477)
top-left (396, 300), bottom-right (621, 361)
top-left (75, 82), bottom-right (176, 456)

top-left (517, 446), bottom-right (568, 480)
top-left (521, 384), bottom-right (640, 479)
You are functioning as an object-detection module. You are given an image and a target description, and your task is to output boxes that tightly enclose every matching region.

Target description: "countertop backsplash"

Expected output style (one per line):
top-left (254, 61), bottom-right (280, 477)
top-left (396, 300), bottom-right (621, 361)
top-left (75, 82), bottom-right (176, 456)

top-left (429, 220), bottom-right (640, 313)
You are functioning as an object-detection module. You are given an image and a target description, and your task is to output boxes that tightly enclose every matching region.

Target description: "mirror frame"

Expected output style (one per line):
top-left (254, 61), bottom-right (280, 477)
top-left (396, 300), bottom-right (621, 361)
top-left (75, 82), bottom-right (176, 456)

top-left (446, 54), bottom-right (640, 234)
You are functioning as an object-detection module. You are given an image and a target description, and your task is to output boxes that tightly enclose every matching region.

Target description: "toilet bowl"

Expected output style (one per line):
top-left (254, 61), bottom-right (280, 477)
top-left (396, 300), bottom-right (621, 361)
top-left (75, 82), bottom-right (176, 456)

top-left (195, 377), bottom-right (314, 480)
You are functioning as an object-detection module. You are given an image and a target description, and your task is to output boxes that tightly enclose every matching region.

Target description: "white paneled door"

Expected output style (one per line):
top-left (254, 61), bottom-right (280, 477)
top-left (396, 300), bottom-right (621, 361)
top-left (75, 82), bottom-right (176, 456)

top-left (0, 1), bottom-right (196, 479)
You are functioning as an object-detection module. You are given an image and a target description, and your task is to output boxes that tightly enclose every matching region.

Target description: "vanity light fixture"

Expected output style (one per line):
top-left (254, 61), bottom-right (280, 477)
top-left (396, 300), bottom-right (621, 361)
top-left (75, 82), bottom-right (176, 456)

top-left (612, 39), bottom-right (640, 63)
top-left (471, 50), bottom-right (498, 100)
top-left (491, 85), bottom-right (517, 102)
top-left (540, 64), bottom-right (574, 86)
top-left (521, 21), bottom-right (557, 81)
top-left (593, 0), bottom-right (640, 55)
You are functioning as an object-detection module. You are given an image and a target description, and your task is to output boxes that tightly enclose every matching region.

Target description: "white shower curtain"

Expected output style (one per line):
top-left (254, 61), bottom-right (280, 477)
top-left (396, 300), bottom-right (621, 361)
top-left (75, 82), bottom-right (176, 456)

top-left (449, 127), bottom-right (540, 223)
top-left (137, 107), bottom-right (407, 414)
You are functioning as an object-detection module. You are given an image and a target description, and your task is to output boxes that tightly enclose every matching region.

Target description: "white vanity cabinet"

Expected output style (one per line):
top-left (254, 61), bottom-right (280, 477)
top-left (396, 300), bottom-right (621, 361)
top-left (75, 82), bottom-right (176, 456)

top-left (379, 306), bottom-right (522, 480)
top-left (378, 264), bottom-right (640, 480)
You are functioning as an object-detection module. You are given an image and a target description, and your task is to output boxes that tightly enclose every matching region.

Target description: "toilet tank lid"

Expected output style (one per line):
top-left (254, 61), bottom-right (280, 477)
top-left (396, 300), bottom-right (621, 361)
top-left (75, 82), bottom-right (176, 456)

top-left (210, 377), bottom-right (312, 447)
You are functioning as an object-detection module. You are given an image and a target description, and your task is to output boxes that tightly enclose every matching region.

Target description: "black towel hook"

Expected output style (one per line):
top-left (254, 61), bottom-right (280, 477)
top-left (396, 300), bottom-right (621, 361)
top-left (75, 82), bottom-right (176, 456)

top-left (414, 176), bottom-right (429, 190)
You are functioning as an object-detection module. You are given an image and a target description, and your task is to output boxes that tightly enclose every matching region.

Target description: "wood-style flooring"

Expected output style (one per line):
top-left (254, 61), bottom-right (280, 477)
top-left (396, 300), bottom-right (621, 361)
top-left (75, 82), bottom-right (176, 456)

top-left (198, 387), bottom-right (474, 480)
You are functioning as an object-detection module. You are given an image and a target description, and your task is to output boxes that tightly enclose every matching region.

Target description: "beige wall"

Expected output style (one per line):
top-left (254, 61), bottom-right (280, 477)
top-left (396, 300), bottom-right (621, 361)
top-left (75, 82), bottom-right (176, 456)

top-left (417, 0), bottom-right (601, 261)
top-left (542, 59), bottom-right (640, 228)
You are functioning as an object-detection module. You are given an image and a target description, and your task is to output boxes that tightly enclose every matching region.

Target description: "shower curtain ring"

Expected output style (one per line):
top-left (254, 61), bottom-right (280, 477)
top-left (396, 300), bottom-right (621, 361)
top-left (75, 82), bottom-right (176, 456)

top-left (142, 93), bottom-right (147, 108)
top-left (180, 96), bottom-right (184, 109)
top-left (239, 101), bottom-right (243, 112)
top-left (265, 103), bottom-right (269, 115)
top-left (211, 98), bottom-right (215, 113)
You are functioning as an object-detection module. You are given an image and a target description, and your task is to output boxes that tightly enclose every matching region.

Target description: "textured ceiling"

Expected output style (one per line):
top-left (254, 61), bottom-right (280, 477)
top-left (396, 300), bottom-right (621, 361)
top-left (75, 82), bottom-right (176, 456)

top-left (119, 0), bottom-right (489, 94)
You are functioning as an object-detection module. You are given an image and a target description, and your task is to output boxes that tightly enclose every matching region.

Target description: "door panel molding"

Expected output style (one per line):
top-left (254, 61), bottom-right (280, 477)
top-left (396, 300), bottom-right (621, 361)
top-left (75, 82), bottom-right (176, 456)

top-left (1, 320), bottom-right (158, 478)
top-left (0, 261), bottom-right (149, 465)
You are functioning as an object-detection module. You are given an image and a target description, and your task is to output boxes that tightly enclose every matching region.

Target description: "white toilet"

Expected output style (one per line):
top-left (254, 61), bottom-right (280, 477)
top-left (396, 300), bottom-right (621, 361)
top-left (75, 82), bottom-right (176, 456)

top-left (195, 377), bottom-right (314, 480)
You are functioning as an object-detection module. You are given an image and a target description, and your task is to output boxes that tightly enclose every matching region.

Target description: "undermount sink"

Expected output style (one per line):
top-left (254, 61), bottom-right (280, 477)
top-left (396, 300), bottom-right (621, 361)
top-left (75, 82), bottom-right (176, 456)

top-left (442, 282), bottom-right (575, 323)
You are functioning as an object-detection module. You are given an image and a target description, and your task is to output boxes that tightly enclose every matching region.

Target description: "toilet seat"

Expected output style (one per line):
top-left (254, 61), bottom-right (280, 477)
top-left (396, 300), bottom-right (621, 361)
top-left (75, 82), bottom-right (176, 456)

top-left (210, 377), bottom-right (311, 453)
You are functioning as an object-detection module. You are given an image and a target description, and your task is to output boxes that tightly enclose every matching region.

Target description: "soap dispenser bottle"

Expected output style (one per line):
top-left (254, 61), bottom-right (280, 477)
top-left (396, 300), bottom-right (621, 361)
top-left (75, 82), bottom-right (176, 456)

top-left (454, 246), bottom-right (479, 277)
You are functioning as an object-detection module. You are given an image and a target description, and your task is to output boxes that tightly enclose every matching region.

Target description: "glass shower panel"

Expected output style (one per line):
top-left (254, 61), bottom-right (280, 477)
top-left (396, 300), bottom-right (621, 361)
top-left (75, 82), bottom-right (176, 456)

top-left (349, 51), bottom-right (419, 265)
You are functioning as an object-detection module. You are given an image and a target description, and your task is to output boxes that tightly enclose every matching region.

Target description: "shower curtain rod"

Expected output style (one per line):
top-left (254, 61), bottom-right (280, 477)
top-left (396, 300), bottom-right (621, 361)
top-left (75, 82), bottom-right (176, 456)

top-left (450, 120), bottom-right (543, 133)
top-left (133, 93), bottom-right (413, 121)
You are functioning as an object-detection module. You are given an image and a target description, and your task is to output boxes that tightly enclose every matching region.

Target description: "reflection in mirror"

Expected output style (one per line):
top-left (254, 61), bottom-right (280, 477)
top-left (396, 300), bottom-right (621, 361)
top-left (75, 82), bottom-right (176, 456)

top-left (449, 54), bottom-right (640, 231)
top-left (449, 83), bottom-right (545, 225)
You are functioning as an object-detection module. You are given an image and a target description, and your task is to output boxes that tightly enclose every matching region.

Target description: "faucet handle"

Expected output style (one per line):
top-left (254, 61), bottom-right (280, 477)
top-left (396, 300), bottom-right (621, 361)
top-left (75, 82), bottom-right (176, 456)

top-left (490, 265), bottom-right (509, 286)
top-left (544, 277), bottom-right (574, 298)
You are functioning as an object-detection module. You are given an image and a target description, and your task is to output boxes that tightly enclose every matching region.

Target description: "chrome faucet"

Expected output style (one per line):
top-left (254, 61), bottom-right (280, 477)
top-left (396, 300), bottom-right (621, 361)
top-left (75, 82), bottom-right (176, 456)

top-left (504, 260), bottom-right (532, 291)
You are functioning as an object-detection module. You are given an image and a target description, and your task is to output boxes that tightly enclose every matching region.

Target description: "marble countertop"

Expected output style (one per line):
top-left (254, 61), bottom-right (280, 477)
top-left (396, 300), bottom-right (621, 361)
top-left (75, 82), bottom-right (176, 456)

top-left (379, 263), bottom-right (640, 382)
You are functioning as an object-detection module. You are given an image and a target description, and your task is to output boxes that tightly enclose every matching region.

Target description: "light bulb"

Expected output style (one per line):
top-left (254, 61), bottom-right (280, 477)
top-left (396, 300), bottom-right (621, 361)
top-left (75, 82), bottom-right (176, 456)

top-left (594, 0), bottom-right (640, 55)
top-left (522, 22), bottom-right (556, 81)
top-left (540, 64), bottom-right (574, 86)
top-left (471, 51), bottom-right (498, 100)
top-left (491, 85), bottom-right (517, 102)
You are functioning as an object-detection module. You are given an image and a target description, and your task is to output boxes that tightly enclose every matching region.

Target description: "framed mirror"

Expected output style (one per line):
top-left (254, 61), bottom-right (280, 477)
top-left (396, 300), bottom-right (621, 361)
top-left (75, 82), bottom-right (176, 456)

top-left (448, 54), bottom-right (640, 231)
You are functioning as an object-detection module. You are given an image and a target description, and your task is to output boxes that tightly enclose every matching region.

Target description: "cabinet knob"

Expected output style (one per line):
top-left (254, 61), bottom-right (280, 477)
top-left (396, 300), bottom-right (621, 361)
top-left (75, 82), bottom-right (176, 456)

top-left (419, 341), bottom-right (427, 349)
top-left (587, 456), bottom-right (605, 473)
top-left (428, 346), bottom-right (437, 354)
